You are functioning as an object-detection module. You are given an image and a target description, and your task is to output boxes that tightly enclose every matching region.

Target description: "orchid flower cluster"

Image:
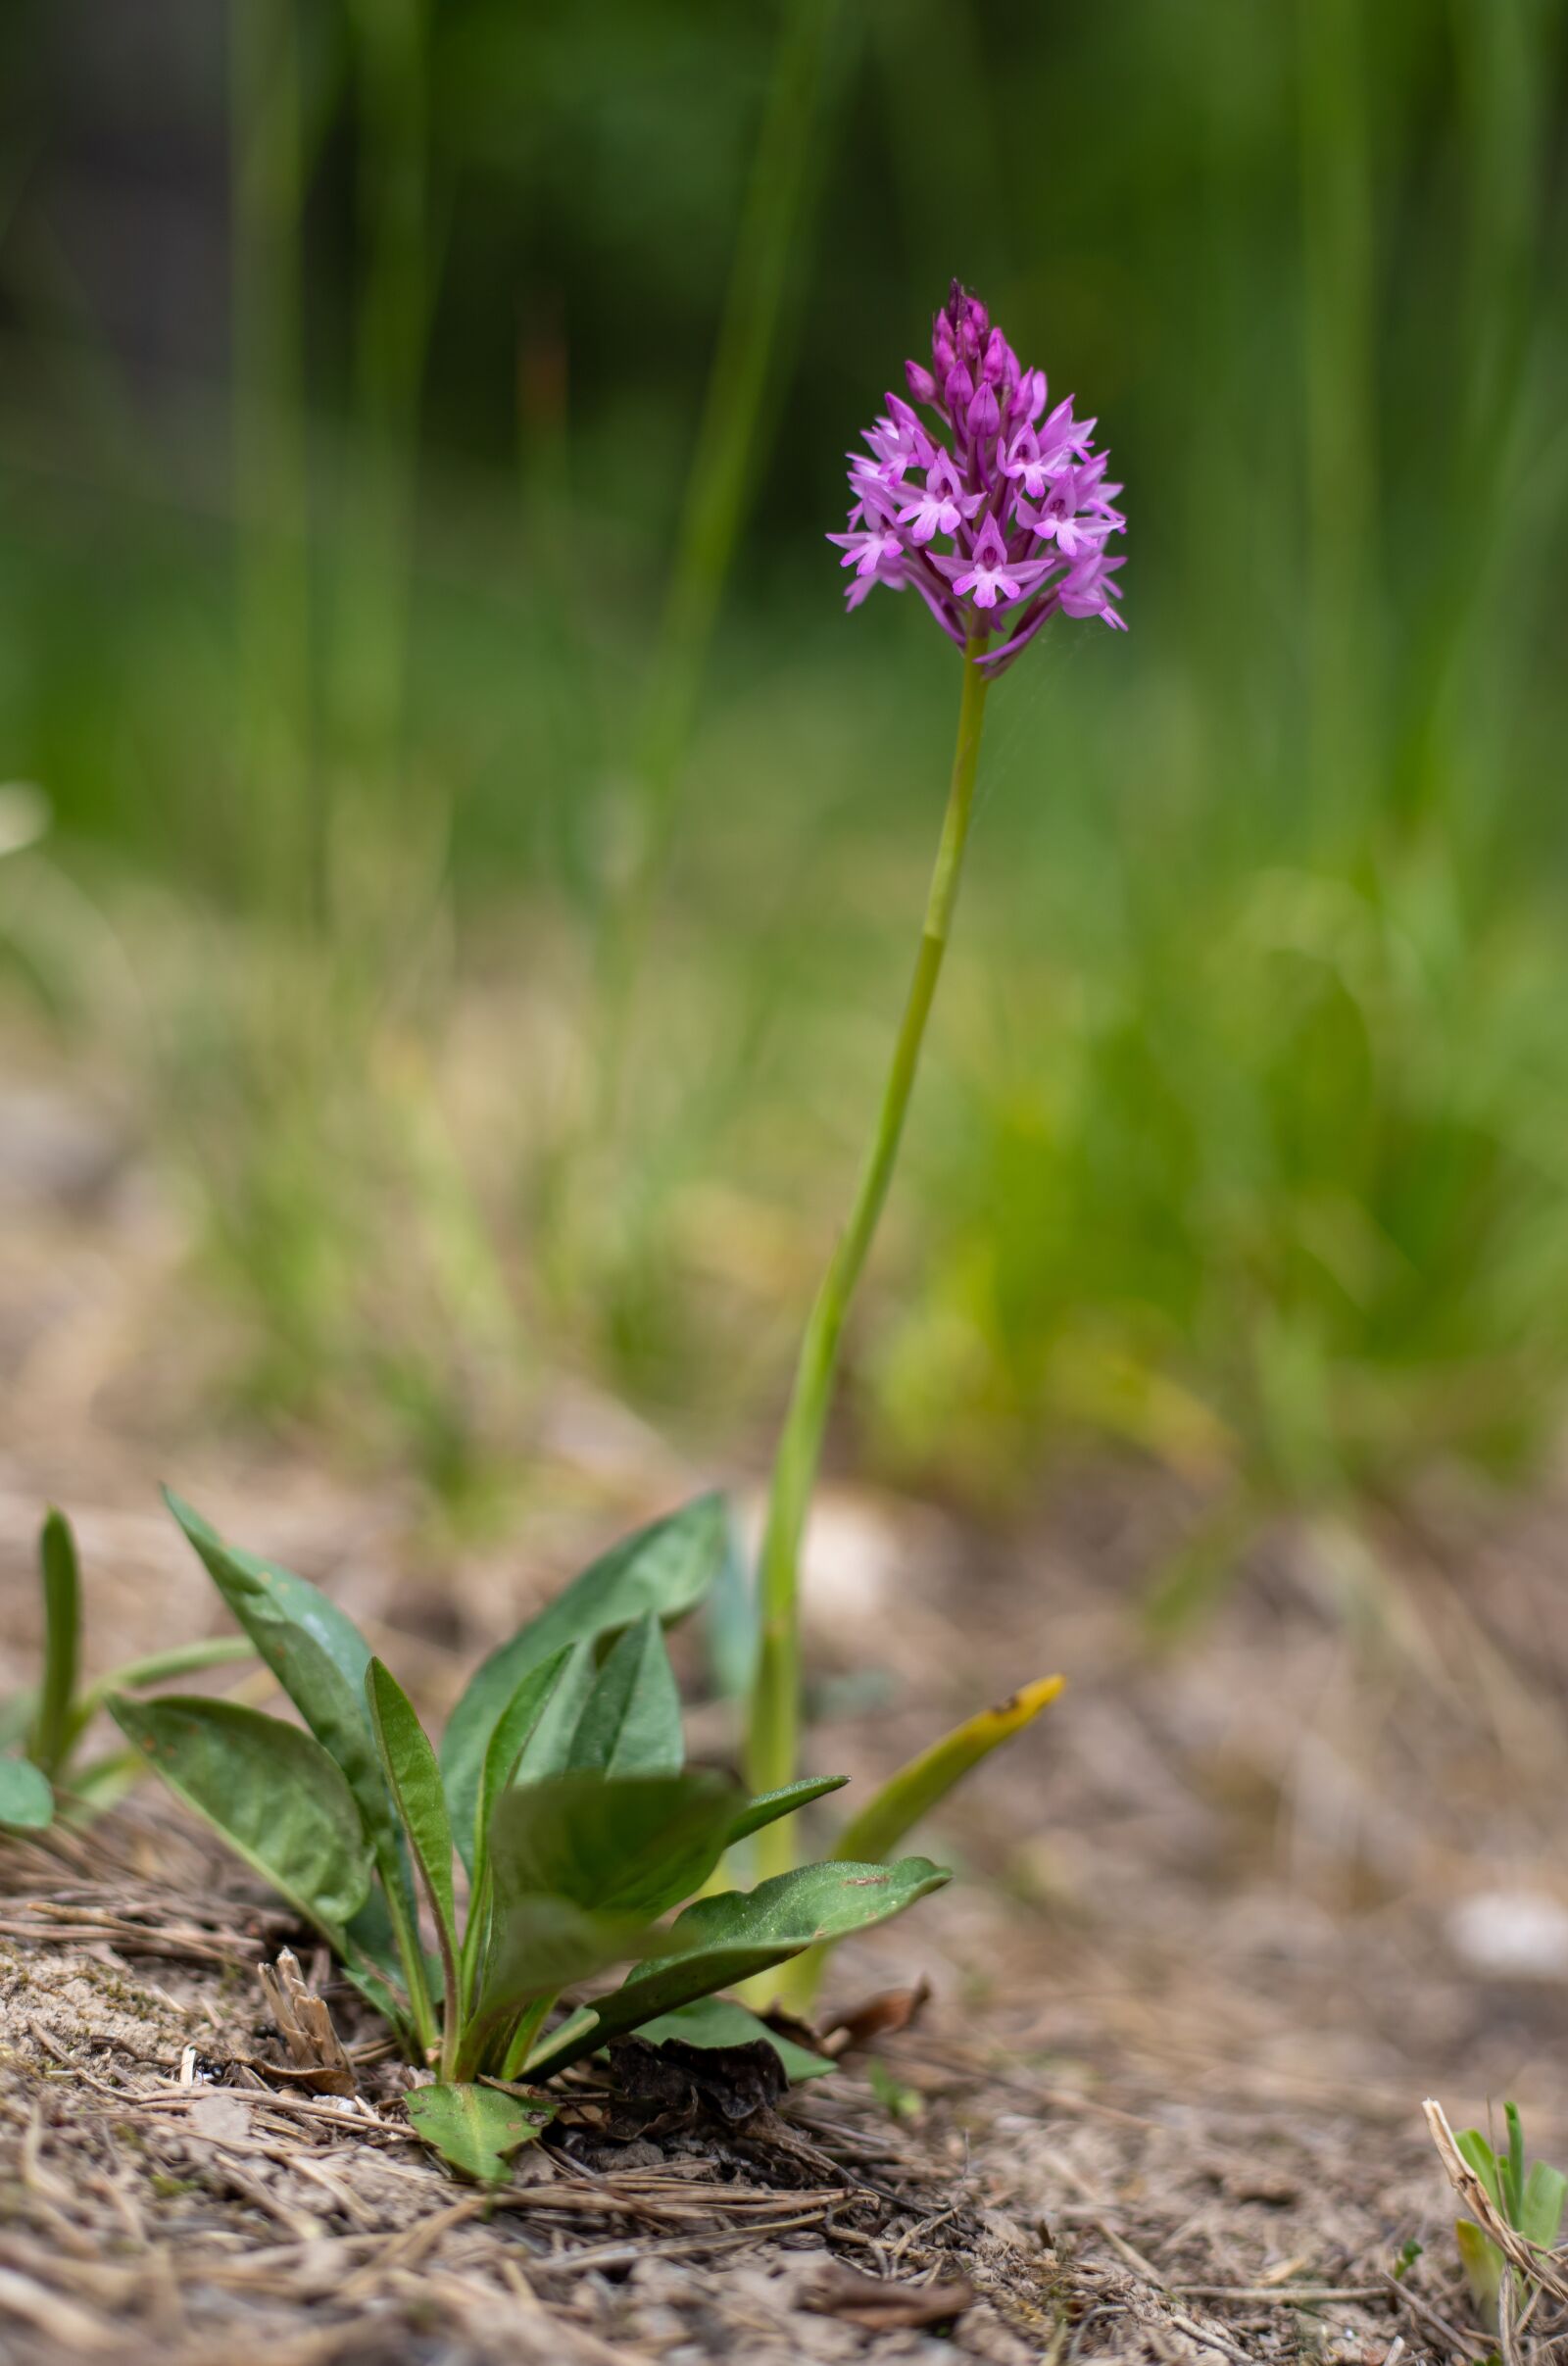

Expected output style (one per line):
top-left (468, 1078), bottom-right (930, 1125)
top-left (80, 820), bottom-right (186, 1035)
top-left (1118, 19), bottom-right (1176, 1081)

top-left (829, 280), bottom-right (1126, 668)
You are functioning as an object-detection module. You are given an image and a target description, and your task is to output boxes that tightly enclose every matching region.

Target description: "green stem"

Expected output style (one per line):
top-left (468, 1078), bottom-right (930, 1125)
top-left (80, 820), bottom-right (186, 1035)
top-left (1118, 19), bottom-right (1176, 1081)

top-left (744, 635), bottom-right (993, 1866)
top-left (458, 1859), bottom-right (492, 2016)
top-left (377, 1844), bottom-right (440, 2059)
top-left (497, 1994), bottom-right (556, 2084)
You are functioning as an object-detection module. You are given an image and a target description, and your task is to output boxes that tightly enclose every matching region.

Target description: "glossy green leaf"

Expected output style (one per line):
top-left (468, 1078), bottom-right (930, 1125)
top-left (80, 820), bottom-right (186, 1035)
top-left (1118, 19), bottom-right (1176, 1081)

top-left (1521, 2159), bottom-right (1568, 2251)
top-left (164, 1489), bottom-right (393, 1850)
top-left (0, 1757), bottom-right (54, 1830)
top-left (1457, 2129), bottom-right (1504, 2214)
top-left (629, 1995), bottom-right (832, 2082)
top-left (33, 1510), bottom-right (81, 1778)
top-left (365, 1659), bottom-right (457, 1957)
top-left (724, 1775), bottom-right (847, 1849)
top-left (108, 1693), bottom-right (371, 1936)
top-left (487, 1769), bottom-right (741, 1920)
top-left (565, 1613), bottom-right (683, 1776)
top-left (439, 1495), bottom-right (727, 1858)
top-left (464, 1641), bottom-right (590, 1877)
top-left (469, 1895), bottom-right (678, 2045)
top-left (405, 2081), bottom-right (554, 2183)
top-left (531, 1855), bottom-right (949, 2075)
top-left (832, 1677), bottom-right (1064, 1865)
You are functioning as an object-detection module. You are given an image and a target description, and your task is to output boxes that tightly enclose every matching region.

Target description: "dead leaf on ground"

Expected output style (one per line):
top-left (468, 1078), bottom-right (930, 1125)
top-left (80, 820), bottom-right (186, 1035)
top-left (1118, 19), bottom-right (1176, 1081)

top-left (821, 1976), bottom-right (932, 2054)
top-left (807, 2261), bottom-right (975, 2329)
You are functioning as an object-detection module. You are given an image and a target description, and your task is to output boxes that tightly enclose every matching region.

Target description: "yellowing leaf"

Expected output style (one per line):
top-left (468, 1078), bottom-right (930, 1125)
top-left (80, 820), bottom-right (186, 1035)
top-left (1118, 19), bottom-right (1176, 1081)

top-left (832, 1675), bottom-right (1064, 1865)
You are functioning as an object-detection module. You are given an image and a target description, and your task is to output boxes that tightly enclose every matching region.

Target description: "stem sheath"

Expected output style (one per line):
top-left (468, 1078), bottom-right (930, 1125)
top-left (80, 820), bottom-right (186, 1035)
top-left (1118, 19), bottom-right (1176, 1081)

top-left (744, 636), bottom-right (992, 1866)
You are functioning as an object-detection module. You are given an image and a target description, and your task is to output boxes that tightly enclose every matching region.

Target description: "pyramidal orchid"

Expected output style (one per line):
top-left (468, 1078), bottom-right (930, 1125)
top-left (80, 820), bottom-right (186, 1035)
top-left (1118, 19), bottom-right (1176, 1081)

top-left (747, 285), bottom-right (1120, 1894)
top-left (826, 282), bottom-right (1126, 662)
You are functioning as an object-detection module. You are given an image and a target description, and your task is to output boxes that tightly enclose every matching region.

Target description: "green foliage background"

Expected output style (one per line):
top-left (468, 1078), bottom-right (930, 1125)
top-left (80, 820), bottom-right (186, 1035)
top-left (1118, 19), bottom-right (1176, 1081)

top-left (1, 0), bottom-right (1566, 1539)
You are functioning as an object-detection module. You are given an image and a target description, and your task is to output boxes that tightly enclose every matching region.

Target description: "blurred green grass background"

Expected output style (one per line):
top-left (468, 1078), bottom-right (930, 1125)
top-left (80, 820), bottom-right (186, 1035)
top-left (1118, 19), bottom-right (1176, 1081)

top-left (2, 0), bottom-right (1567, 1573)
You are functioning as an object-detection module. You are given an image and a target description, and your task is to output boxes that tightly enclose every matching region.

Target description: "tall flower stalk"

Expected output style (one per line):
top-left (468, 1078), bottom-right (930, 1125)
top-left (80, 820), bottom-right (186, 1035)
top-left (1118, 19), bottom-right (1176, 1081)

top-left (745, 284), bottom-right (1126, 1867)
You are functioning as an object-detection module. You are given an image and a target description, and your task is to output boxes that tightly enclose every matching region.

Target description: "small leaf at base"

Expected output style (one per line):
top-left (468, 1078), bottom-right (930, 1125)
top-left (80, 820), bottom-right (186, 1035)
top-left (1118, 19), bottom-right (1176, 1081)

top-left (406, 2081), bottom-right (554, 2183)
top-left (0, 1757), bottom-right (54, 1830)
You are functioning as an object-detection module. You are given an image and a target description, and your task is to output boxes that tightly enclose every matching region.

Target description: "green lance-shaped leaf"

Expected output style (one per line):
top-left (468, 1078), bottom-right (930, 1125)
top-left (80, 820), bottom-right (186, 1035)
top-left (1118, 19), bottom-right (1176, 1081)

top-left (0, 1757), bottom-right (54, 1830)
top-left (466, 1641), bottom-right (591, 1877)
top-left (487, 1769), bottom-right (742, 1923)
top-left (1522, 2159), bottom-right (1568, 2253)
top-left (629, 1995), bottom-right (833, 2083)
top-left (564, 1612), bottom-right (683, 1777)
top-left (832, 1676), bottom-right (1064, 1866)
top-left (1504, 2102), bottom-right (1526, 2224)
top-left (529, 1856), bottom-right (950, 2077)
top-left (364, 1659), bottom-right (458, 1966)
top-left (723, 1775), bottom-right (847, 1850)
top-left (1457, 2128), bottom-right (1505, 2215)
top-left (33, 1510), bottom-right (81, 1778)
top-left (406, 2081), bottom-right (554, 2184)
top-left (163, 1489), bottom-right (394, 1854)
top-left (108, 1694), bottom-right (372, 1938)
top-left (440, 1494), bottom-right (728, 1862)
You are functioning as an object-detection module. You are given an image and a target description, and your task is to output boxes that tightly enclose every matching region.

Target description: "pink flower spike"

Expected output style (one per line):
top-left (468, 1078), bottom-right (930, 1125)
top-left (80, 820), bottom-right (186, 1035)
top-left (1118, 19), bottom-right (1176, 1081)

top-left (829, 280), bottom-right (1125, 642)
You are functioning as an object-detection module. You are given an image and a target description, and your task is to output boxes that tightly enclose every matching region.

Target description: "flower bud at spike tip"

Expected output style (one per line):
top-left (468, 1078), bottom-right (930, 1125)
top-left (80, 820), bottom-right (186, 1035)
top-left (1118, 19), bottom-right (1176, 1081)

top-left (826, 284), bottom-right (1129, 665)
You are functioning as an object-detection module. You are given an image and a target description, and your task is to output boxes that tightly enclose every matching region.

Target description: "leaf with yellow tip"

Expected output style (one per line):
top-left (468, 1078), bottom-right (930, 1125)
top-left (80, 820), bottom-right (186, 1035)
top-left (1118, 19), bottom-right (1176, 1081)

top-left (831, 1675), bottom-right (1064, 1866)
top-left (775, 1676), bottom-right (1064, 2011)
